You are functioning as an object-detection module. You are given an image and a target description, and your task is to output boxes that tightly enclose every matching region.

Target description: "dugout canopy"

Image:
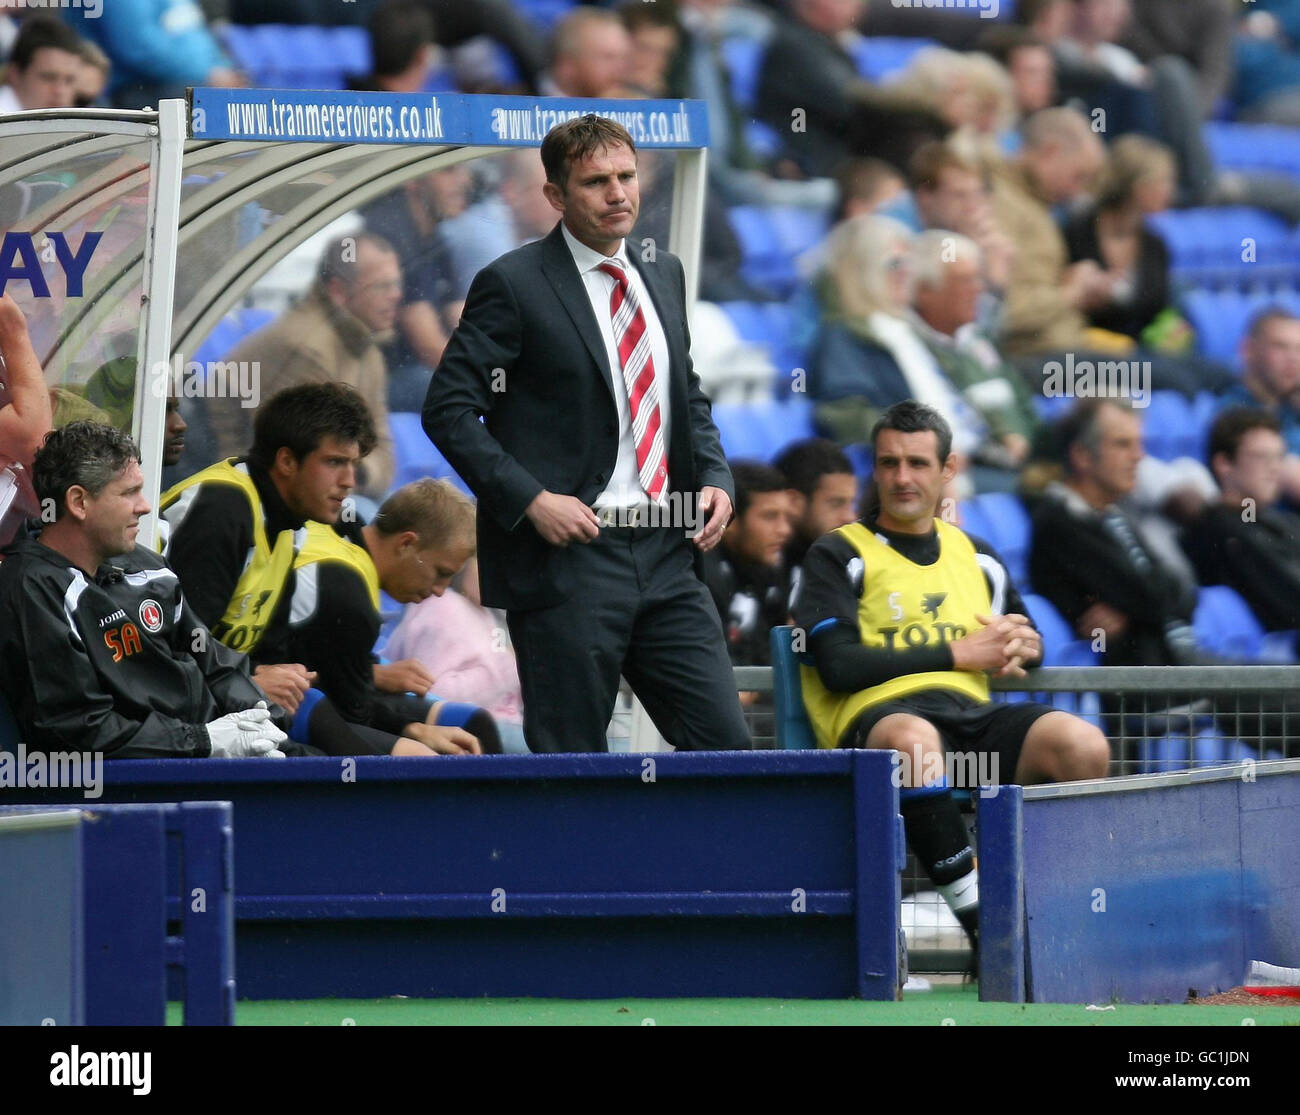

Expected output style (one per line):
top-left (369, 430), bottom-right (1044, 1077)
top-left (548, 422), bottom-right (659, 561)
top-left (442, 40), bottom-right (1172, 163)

top-left (0, 89), bottom-right (710, 543)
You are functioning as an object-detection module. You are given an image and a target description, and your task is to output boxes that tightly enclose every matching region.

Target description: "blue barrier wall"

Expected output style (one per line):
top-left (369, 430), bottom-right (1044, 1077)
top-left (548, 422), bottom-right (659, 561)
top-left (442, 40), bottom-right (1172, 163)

top-left (0, 810), bottom-right (84, 1025)
top-left (0, 802), bottom-right (233, 1025)
top-left (7, 751), bottom-right (904, 1000)
top-left (979, 761), bottom-right (1300, 1003)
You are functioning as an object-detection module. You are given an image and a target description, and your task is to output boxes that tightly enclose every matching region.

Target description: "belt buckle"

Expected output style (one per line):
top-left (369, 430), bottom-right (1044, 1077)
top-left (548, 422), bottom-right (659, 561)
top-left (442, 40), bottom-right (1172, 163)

top-left (626, 506), bottom-right (643, 528)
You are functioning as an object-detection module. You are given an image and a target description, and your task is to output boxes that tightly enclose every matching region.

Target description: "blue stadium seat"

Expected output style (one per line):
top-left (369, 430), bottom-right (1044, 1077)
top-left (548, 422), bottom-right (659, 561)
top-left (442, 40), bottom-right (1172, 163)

top-left (1206, 122), bottom-right (1300, 179)
top-left (722, 36), bottom-right (765, 111)
top-left (727, 206), bottom-right (784, 293)
top-left (967, 491), bottom-right (1031, 586)
top-left (851, 37), bottom-right (941, 82)
top-left (1193, 584), bottom-right (1265, 660)
top-left (388, 412), bottom-right (467, 491)
top-left (958, 499), bottom-right (994, 547)
top-left (193, 307), bottom-right (274, 365)
top-left (1180, 288), bottom-right (1254, 366)
top-left (770, 626), bottom-right (816, 750)
top-left (513, 0), bottom-right (577, 30)
top-left (1150, 207), bottom-right (1293, 285)
top-left (1022, 592), bottom-right (1100, 668)
top-left (711, 401), bottom-right (772, 460)
top-left (329, 26), bottom-right (371, 80)
top-left (744, 120), bottom-right (781, 161)
top-left (770, 396), bottom-right (815, 456)
top-left (1141, 392), bottom-right (1192, 461)
top-left (718, 300), bottom-right (769, 345)
top-left (843, 443), bottom-right (873, 482)
top-left (1189, 391), bottom-right (1221, 462)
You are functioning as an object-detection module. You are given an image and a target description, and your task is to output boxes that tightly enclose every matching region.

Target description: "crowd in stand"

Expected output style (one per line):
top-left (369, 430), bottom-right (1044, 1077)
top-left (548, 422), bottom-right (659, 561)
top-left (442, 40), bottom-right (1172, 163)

top-left (4, 0), bottom-right (1300, 766)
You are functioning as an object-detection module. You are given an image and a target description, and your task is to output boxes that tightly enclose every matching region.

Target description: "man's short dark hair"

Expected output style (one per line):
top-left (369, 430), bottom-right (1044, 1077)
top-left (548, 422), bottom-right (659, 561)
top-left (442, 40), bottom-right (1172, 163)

top-left (1208, 406), bottom-right (1281, 467)
top-left (33, 421), bottom-right (139, 519)
top-left (1054, 397), bottom-right (1131, 470)
top-left (317, 231), bottom-right (397, 289)
top-left (367, 0), bottom-right (435, 79)
top-left (870, 400), bottom-right (953, 464)
top-left (772, 438), bottom-right (854, 498)
top-left (249, 383), bottom-right (378, 470)
top-left (10, 15), bottom-right (83, 72)
top-left (909, 140), bottom-right (982, 194)
top-left (619, 1), bottom-right (678, 35)
top-left (730, 460), bottom-right (789, 520)
top-left (976, 26), bottom-right (1049, 68)
top-left (540, 114), bottom-right (637, 190)
top-left (833, 157), bottom-right (904, 222)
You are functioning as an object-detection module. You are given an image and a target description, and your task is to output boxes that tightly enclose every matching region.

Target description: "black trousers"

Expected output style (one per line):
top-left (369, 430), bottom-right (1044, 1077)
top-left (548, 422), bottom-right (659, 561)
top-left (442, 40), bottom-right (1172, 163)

top-left (506, 525), bottom-right (752, 754)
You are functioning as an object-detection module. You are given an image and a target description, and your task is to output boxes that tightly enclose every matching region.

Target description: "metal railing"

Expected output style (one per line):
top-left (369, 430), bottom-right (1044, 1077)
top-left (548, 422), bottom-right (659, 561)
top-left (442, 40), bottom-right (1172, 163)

top-left (732, 663), bottom-right (1300, 974)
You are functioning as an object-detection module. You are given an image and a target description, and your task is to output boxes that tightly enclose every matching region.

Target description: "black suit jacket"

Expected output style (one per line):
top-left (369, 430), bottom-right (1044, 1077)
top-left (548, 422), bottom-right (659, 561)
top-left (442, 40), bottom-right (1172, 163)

top-left (423, 223), bottom-right (734, 611)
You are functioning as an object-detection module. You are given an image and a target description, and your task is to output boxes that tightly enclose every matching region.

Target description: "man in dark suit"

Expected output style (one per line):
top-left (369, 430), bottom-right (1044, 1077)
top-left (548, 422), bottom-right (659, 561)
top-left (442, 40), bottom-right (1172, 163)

top-left (423, 115), bottom-right (750, 754)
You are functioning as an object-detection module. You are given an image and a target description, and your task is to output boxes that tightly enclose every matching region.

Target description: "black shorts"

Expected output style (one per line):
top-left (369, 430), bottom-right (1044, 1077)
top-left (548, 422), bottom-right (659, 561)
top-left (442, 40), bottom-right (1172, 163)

top-left (840, 690), bottom-right (1055, 786)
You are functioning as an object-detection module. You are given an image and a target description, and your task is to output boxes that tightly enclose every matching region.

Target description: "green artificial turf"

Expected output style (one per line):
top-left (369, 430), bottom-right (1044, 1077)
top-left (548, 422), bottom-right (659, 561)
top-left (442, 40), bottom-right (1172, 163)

top-left (166, 984), bottom-right (1300, 1026)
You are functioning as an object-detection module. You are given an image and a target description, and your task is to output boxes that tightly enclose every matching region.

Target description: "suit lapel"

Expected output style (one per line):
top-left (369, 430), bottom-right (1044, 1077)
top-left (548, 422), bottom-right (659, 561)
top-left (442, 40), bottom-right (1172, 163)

top-left (540, 225), bottom-right (617, 405)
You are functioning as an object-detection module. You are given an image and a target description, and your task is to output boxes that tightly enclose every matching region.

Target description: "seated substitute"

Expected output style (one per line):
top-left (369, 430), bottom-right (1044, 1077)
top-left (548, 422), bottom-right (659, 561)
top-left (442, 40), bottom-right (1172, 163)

top-left (0, 422), bottom-right (289, 758)
top-left (792, 400), bottom-right (1109, 953)
top-left (163, 383), bottom-right (478, 756)
top-left (283, 479), bottom-right (493, 755)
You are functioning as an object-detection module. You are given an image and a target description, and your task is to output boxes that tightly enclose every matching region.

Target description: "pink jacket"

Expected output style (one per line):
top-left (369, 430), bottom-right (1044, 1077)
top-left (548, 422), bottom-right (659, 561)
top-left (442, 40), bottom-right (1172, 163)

top-left (385, 589), bottom-right (524, 724)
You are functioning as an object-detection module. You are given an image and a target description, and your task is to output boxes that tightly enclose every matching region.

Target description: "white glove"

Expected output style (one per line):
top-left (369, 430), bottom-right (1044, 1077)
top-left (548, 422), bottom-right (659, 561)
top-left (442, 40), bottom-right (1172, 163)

top-left (206, 702), bottom-right (289, 758)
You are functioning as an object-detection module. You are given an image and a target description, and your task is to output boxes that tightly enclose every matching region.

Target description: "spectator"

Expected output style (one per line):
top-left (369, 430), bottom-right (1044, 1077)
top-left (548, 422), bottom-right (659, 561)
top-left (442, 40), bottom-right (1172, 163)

top-left (808, 214), bottom-right (985, 493)
top-left (755, 0), bottom-right (949, 178)
top-left (352, 0), bottom-right (437, 94)
top-left (620, 0), bottom-right (678, 98)
top-left (362, 172), bottom-right (469, 411)
top-left (158, 394), bottom-right (189, 491)
top-left (66, 0), bottom-right (245, 110)
top-left (74, 39), bottom-right (111, 108)
top-left (772, 437), bottom-right (858, 606)
top-left (834, 158), bottom-right (909, 223)
top-left (542, 7), bottom-right (631, 98)
top-left (420, 0), bottom-right (546, 94)
top-left (1182, 407), bottom-right (1300, 633)
top-left (282, 480), bottom-right (492, 756)
top-left (213, 234), bottom-right (399, 497)
top-left (1233, 0), bottom-right (1300, 127)
top-left (385, 553), bottom-right (529, 754)
top-left (0, 292), bottom-right (52, 551)
top-left (909, 230), bottom-right (1041, 481)
top-left (1062, 134), bottom-right (1183, 346)
top-left (0, 422), bottom-right (291, 758)
top-left (910, 141), bottom-right (1014, 322)
top-left (670, 0), bottom-right (836, 210)
top-left (990, 107), bottom-right (1111, 359)
top-left (1122, 0), bottom-right (1236, 119)
top-left (977, 27), bottom-right (1058, 117)
top-left (1218, 308), bottom-right (1300, 504)
top-left (1028, 399), bottom-right (1300, 757)
top-left (0, 15), bottom-right (82, 113)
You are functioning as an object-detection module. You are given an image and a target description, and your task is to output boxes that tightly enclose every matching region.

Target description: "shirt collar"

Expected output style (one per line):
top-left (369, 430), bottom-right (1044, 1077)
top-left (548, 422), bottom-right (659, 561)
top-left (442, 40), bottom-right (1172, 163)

top-left (561, 222), bottom-right (630, 277)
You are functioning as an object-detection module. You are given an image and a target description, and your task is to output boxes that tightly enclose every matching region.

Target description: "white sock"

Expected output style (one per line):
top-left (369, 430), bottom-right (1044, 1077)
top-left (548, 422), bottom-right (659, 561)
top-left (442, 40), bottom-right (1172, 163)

top-left (937, 868), bottom-right (979, 916)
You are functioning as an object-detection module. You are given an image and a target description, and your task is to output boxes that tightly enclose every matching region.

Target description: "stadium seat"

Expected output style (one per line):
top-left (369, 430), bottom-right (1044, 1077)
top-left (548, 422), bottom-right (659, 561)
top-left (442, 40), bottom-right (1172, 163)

top-left (1180, 288), bottom-right (1254, 367)
top-left (1193, 584), bottom-right (1265, 660)
top-left (1150, 207), bottom-right (1293, 286)
top-left (965, 491), bottom-right (1031, 586)
top-left (843, 443), bottom-right (873, 482)
top-left (1022, 592), bottom-right (1100, 668)
top-left (770, 395), bottom-right (815, 456)
top-left (388, 411), bottom-right (466, 491)
top-left (513, 0), bottom-right (577, 30)
top-left (851, 37), bottom-right (941, 83)
top-left (722, 37), bottom-right (765, 111)
top-left (1189, 391), bottom-right (1221, 462)
top-left (1206, 122), bottom-right (1300, 180)
top-left (1140, 392), bottom-right (1192, 461)
top-left (770, 625), bottom-right (816, 750)
top-left (744, 120), bottom-right (782, 161)
top-left (192, 307), bottom-right (275, 365)
top-left (710, 401), bottom-right (773, 460)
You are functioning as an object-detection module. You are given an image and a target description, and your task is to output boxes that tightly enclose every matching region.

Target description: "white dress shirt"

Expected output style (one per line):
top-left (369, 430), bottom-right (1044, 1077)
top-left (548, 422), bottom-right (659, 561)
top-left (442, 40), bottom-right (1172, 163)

top-left (561, 223), bottom-right (672, 510)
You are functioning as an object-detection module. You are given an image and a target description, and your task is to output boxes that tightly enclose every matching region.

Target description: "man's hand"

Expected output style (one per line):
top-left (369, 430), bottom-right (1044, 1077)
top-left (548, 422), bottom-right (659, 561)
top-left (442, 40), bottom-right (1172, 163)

top-left (693, 486), bottom-right (732, 551)
top-left (373, 659), bottom-right (435, 696)
top-left (205, 703), bottom-right (289, 758)
top-left (252, 663), bottom-right (316, 714)
top-left (950, 613), bottom-right (1041, 676)
top-left (1078, 602), bottom-right (1127, 642)
top-left (404, 721), bottom-right (482, 755)
top-left (0, 291), bottom-right (29, 337)
top-left (525, 490), bottom-right (601, 546)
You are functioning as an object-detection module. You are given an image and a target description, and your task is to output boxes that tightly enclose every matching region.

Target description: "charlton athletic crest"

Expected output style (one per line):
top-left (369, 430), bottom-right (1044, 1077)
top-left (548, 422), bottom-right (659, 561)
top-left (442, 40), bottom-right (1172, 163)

top-left (139, 599), bottom-right (164, 633)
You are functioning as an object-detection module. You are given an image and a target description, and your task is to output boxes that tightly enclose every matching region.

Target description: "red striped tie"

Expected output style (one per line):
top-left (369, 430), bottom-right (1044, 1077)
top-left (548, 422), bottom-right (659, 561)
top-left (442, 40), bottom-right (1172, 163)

top-left (598, 260), bottom-right (669, 502)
